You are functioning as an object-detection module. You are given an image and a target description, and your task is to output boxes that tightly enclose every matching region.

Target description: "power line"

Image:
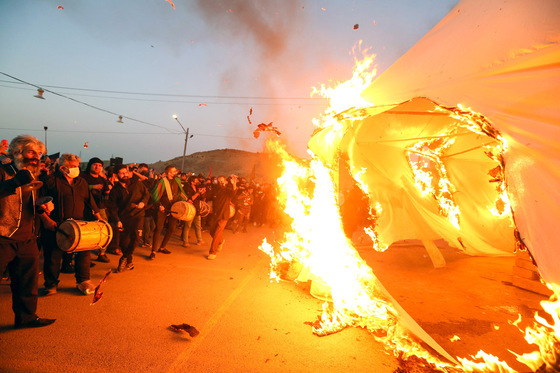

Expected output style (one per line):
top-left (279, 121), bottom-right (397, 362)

top-left (0, 78), bottom-right (329, 101)
top-left (0, 72), bottom-right (174, 132)
top-left (0, 83), bottom-right (323, 106)
top-left (0, 126), bottom-right (256, 140)
top-left (0, 127), bottom-right (311, 143)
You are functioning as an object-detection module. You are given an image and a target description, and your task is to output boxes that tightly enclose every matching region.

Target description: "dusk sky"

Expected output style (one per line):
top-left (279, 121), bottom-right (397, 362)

top-left (0, 0), bottom-right (458, 164)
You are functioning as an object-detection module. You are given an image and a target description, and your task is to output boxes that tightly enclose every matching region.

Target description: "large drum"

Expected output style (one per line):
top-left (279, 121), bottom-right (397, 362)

top-left (56, 219), bottom-right (113, 253)
top-left (202, 202), bottom-right (235, 219)
top-left (170, 201), bottom-right (196, 221)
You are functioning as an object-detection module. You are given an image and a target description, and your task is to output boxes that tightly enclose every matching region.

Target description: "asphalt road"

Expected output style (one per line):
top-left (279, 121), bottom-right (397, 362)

top-left (0, 225), bottom-right (546, 372)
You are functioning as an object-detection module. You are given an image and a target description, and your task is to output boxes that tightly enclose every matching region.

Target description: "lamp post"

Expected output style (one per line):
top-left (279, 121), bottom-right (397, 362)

top-left (172, 115), bottom-right (193, 172)
top-left (44, 126), bottom-right (48, 153)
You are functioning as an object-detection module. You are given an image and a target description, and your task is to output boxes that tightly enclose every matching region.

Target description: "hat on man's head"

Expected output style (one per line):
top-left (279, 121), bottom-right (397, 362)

top-left (85, 157), bottom-right (104, 172)
top-left (89, 157), bottom-right (103, 165)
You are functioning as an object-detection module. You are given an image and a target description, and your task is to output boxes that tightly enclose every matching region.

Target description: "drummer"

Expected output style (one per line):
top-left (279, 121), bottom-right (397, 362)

top-left (181, 175), bottom-right (206, 247)
top-left (39, 153), bottom-right (102, 296)
top-left (107, 164), bottom-right (150, 272)
top-left (207, 175), bottom-right (238, 260)
top-left (149, 165), bottom-right (187, 260)
top-left (0, 135), bottom-right (56, 328)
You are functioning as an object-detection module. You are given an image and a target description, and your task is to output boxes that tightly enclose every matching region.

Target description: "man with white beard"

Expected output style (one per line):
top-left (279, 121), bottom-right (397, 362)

top-left (0, 135), bottom-right (56, 328)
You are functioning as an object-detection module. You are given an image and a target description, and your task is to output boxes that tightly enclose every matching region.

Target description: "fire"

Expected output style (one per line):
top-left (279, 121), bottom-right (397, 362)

top-left (258, 47), bottom-right (560, 372)
top-left (407, 134), bottom-right (461, 229)
top-left (511, 283), bottom-right (560, 372)
top-left (311, 42), bottom-right (377, 129)
top-left (436, 105), bottom-right (513, 222)
top-left (260, 140), bottom-right (457, 371)
top-left (351, 167), bottom-right (387, 252)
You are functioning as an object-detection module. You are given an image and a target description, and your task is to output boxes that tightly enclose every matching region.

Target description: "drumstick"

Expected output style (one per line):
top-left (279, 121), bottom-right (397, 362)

top-left (56, 227), bottom-right (74, 242)
top-left (132, 170), bottom-right (148, 181)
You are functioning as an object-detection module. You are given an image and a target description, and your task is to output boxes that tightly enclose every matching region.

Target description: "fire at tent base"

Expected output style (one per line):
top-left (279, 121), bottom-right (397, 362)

top-left (258, 139), bottom-right (560, 373)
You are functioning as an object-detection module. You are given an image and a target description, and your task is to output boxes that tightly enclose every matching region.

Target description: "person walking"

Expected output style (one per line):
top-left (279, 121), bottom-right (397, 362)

top-left (149, 165), bottom-right (187, 259)
top-left (207, 175), bottom-right (238, 260)
top-left (107, 165), bottom-right (150, 272)
top-left (39, 153), bottom-right (102, 296)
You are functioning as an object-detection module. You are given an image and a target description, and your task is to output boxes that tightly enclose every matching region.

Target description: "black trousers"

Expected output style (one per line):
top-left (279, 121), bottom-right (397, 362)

top-left (152, 211), bottom-right (177, 251)
top-left (119, 214), bottom-right (143, 262)
top-left (0, 239), bottom-right (40, 325)
top-left (41, 229), bottom-right (91, 288)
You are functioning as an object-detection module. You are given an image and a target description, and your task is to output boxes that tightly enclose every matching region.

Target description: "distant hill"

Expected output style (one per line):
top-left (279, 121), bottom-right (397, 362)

top-left (148, 148), bottom-right (286, 181)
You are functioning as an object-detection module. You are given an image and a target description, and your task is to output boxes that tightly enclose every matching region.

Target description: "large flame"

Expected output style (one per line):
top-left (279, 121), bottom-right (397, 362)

top-left (311, 42), bottom-right (377, 129)
top-left (259, 49), bottom-right (560, 372)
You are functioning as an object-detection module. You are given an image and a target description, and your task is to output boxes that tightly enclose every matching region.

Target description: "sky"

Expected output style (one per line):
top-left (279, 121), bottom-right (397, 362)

top-left (0, 0), bottom-right (459, 165)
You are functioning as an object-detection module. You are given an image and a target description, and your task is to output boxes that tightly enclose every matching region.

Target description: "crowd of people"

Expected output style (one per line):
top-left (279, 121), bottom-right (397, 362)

top-left (0, 134), bottom-right (279, 329)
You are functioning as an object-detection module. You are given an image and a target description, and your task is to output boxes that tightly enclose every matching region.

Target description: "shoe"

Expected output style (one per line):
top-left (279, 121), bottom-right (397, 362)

top-left (117, 257), bottom-right (127, 273)
top-left (77, 280), bottom-right (95, 295)
top-left (149, 251), bottom-right (156, 260)
top-left (60, 264), bottom-right (74, 273)
top-left (15, 317), bottom-right (56, 329)
top-left (117, 257), bottom-right (134, 272)
top-left (182, 242), bottom-right (190, 248)
top-left (141, 243), bottom-right (152, 249)
top-left (96, 254), bottom-right (110, 263)
top-left (42, 287), bottom-right (57, 296)
top-left (196, 240), bottom-right (206, 246)
top-left (207, 254), bottom-right (217, 260)
top-left (157, 248), bottom-right (171, 254)
top-left (217, 239), bottom-right (225, 253)
top-left (90, 262), bottom-right (96, 268)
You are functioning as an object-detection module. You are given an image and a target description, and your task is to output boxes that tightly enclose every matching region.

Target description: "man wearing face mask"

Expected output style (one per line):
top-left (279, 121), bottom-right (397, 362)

top-left (107, 165), bottom-right (150, 272)
top-left (39, 153), bottom-right (102, 296)
top-left (149, 165), bottom-right (187, 260)
top-left (0, 135), bottom-right (56, 328)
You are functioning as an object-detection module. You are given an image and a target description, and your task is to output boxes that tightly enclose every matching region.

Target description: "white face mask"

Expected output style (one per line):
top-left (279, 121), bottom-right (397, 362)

top-left (65, 166), bottom-right (80, 179)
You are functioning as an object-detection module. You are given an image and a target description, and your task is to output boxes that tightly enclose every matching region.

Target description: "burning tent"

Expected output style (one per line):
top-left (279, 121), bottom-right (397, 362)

top-left (308, 0), bottom-right (560, 284)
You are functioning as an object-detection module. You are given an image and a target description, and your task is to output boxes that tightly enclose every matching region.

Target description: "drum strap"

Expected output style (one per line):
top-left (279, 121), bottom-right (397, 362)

top-left (162, 178), bottom-right (173, 202)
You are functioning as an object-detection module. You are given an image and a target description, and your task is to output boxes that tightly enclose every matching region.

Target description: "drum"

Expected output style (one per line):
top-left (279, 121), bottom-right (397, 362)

top-left (56, 219), bottom-right (113, 253)
top-left (170, 201), bottom-right (196, 221)
top-left (199, 201), bottom-right (210, 217)
top-left (203, 202), bottom-right (235, 219)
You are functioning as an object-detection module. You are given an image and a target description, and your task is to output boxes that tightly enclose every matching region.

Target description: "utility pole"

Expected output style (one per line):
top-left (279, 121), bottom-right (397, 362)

top-left (173, 115), bottom-right (192, 172)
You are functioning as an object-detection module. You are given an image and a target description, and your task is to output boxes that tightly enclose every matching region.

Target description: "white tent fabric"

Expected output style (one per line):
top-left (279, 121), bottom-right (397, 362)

top-left (308, 0), bottom-right (560, 284)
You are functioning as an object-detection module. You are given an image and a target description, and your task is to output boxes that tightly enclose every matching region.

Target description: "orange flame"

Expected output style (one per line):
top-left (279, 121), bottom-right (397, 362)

top-left (259, 47), bottom-right (559, 372)
top-left (311, 42), bottom-right (377, 129)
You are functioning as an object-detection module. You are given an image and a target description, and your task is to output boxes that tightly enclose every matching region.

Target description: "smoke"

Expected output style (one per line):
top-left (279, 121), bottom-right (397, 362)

top-left (191, 0), bottom-right (310, 151)
top-left (192, 0), bottom-right (302, 61)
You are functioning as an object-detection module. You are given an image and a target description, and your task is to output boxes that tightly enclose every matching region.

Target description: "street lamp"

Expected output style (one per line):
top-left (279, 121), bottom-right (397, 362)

top-left (44, 126), bottom-right (48, 153)
top-left (172, 114), bottom-right (193, 172)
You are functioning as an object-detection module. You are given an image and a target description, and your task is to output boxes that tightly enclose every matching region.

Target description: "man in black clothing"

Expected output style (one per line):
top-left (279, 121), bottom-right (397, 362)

top-left (81, 157), bottom-right (111, 262)
top-left (207, 175), bottom-right (238, 260)
top-left (39, 153), bottom-right (102, 296)
top-left (107, 165), bottom-right (150, 272)
top-left (149, 165), bottom-right (186, 259)
top-left (0, 135), bottom-right (55, 328)
top-left (181, 175), bottom-right (206, 247)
